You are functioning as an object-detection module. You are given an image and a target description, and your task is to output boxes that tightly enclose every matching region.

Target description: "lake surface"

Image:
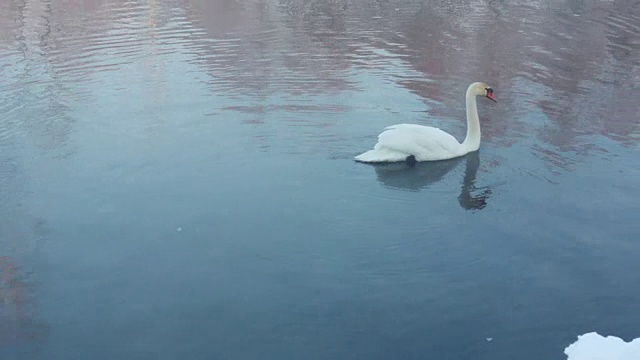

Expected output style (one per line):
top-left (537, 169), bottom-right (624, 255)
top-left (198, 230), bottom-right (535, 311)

top-left (0, 0), bottom-right (638, 359)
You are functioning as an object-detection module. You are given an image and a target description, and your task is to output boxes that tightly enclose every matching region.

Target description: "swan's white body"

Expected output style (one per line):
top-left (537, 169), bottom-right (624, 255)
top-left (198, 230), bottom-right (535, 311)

top-left (355, 82), bottom-right (494, 163)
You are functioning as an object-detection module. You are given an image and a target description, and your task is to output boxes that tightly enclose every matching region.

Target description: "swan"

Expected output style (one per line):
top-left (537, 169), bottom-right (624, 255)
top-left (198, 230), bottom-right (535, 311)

top-left (355, 82), bottom-right (496, 163)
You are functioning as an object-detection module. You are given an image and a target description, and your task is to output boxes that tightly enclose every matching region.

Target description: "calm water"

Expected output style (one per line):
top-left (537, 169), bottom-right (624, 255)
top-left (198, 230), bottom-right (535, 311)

top-left (1, 0), bottom-right (639, 359)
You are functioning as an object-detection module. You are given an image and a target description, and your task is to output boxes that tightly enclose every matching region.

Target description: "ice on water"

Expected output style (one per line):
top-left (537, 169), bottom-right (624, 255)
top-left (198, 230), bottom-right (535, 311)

top-left (565, 332), bottom-right (640, 360)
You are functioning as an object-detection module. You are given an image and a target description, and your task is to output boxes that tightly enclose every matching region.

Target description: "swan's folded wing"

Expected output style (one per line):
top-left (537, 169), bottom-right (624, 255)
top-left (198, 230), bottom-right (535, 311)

top-left (375, 124), bottom-right (462, 161)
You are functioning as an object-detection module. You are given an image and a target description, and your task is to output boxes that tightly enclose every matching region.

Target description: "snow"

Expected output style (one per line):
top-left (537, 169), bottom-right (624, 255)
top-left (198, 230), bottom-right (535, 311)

top-left (565, 332), bottom-right (640, 360)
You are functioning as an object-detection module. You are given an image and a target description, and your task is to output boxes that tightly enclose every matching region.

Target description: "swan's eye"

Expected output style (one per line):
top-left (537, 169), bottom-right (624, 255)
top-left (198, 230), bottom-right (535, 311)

top-left (485, 87), bottom-right (493, 93)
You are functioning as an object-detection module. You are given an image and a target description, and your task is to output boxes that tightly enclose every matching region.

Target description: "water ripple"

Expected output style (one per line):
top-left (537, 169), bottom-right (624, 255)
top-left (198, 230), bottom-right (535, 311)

top-left (0, 0), bottom-right (637, 169)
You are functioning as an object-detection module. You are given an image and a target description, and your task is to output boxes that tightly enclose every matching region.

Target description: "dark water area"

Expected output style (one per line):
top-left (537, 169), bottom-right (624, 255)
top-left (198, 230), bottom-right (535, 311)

top-left (0, 0), bottom-right (638, 359)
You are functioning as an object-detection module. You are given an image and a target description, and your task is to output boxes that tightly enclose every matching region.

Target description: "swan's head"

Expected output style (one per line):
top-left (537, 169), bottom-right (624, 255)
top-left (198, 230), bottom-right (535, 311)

top-left (470, 82), bottom-right (497, 102)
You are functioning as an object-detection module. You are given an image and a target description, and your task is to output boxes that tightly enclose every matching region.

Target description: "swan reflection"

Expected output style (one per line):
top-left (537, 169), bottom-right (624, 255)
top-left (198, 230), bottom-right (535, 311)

top-left (372, 151), bottom-right (492, 210)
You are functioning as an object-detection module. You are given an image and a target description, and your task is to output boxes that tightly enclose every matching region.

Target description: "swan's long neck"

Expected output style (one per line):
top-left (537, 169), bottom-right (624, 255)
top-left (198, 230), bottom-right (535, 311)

top-left (462, 87), bottom-right (481, 151)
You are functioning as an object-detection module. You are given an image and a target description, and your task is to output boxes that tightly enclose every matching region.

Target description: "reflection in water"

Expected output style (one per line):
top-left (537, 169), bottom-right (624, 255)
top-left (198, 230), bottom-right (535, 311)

top-left (0, 257), bottom-right (49, 357)
top-left (373, 157), bottom-right (463, 191)
top-left (0, 0), bottom-right (635, 167)
top-left (12, 0), bottom-right (75, 154)
top-left (177, 0), bottom-right (638, 172)
top-left (457, 151), bottom-right (492, 211)
top-left (373, 151), bottom-right (491, 210)
top-left (0, 159), bottom-right (49, 357)
top-left (0, 204), bottom-right (49, 357)
top-left (0, 138), bottom-right (49, 357)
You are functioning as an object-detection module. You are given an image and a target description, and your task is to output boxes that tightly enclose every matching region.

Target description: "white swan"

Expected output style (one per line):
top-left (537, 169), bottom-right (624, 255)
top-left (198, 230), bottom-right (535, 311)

top-left (355, 82), bottom-right (497, 163)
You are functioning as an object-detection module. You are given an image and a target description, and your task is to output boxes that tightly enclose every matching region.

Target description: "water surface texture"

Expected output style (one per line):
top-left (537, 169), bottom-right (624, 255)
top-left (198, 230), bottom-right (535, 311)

top-left (0, 0), bottom-right (639, 359)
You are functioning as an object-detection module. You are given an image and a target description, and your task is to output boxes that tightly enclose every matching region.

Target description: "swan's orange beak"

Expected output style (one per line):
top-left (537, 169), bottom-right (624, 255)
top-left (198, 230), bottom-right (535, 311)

top-left (486, 87), bottom-right (497, 102)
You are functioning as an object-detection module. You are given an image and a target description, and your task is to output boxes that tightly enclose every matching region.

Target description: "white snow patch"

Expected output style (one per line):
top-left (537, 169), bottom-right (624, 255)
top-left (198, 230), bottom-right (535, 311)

top-left (565, 332), bottom-right (640, 360)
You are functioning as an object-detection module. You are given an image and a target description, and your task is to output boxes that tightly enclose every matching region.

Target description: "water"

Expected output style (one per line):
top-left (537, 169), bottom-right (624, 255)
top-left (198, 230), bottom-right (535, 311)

top-left (0, 0), bottom-right (638, 359)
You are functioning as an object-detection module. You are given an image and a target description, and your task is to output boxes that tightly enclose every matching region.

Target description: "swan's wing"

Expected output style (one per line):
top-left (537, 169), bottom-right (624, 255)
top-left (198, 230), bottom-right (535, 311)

top-left (375, 124), bottom-right (462, 161)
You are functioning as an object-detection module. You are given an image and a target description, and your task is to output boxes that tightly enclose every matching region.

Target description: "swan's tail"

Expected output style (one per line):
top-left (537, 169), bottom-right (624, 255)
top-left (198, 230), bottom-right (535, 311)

top-left (354, 149), bottom-right (410, 163)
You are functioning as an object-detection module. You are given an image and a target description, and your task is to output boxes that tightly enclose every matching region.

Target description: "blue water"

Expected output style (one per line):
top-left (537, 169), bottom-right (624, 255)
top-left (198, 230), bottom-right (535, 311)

top-left (1, 0), bottom-right (639, 359)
